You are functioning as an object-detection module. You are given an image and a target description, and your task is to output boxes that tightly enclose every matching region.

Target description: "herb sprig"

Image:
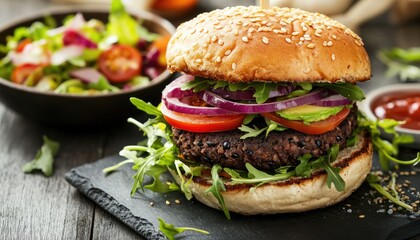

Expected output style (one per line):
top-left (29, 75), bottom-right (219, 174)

top-left (378, 48), bottom-right (420, 82)
top-left (158, 217), bottom-right (209, 240)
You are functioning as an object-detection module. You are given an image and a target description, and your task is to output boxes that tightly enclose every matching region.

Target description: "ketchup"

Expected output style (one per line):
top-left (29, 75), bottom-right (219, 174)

top-left (372, 92), bottom-right (420, 130)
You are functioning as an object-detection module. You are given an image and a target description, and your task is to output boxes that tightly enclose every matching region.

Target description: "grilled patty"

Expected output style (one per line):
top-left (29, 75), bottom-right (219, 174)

top-left (172, 107), bottom-right (358, 171)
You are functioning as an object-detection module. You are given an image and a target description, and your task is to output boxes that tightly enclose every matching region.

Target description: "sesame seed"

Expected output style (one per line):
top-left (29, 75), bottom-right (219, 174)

top-left (314, 32), bottom-right (321, 37)
top-left (303, 68), bottom-right (310, 73)
top-left (175, 199), bottom-right (181, 204)
top-left (280, 20), bottom-right (287, 26)
top-left (273, 29), bottom-right (280, 34)
top-left (323, 41), bottom-right (328, 46)
top-left (233, 29), bottom-right (239, 36)
top-left (165, 200), bottom-right (171, 205)
top-left (213, 20), bottom-right (220, 25)
top-left (191, 29), bottom-right (196, 34)
top-left (332, 53), bottom-right (336, 61)
top-left (292, 31), bottom-right (300, 36)
top-left (195, 59), bottom-right (202, 63)
top-left (242, 36), bottom-right (249, 43)
top-left (250, 18), bottom-right (260, 23)
top-left (307, 43), bottom-right (315, 49)
top-left (359, 215), bottom-right (366, 219)
top-left (150, 202), bottom-right (154, 206)
top-left (218, 39), bottom-right (224, 46)
top-left (243, 23), bottom-right (249, 27)
top-left (332, 34), bottom-right (337, 39)
top-left (355, 40), bottom-right (362, 46)
top-left (262, 36), bottom-right (269, 44)
top-left (216, 56), bottom-right (222, 63)
top-left (224, 50), bottom-right (232, 56)
top-left (204, 53), bottom-right (211, 59)
top-left (285, 38), bottom-right (292, 43)
top-left (280, 27), bottom-right (287, 33)
top-left (327, 41), bottom-right (333, 46)
top-left (248, 27), bottom-right (256, 33)
top-left (215, 25), bottom-right (223, 30)
top-left (232, 63), bottom-right (237, 70)
top-left (211, 36), bottom-right (218, 43)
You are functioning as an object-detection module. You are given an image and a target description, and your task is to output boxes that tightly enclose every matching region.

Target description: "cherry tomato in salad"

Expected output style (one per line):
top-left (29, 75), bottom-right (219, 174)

top-left (11, 64), bottom-right (41, 84)
top-left (98, 44), bottom-right (142, 83)
top-left (160, 103), bottom-right (246, 133)
top-left (261, 107), bottom-right (351, 135)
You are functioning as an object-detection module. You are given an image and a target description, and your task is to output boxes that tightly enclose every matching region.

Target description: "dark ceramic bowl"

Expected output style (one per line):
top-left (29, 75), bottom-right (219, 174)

top-left (0, 5), bottom-right (175, 127)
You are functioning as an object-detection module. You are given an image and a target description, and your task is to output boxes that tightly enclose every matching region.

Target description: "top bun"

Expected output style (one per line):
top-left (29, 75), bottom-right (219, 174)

top-left (166, 6), bottom-right (371, 83)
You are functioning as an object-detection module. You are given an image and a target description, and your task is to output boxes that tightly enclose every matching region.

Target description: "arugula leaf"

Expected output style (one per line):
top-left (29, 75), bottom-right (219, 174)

top-left (314, 82), bottom-right (365, 101)
top-left (239, 125), bottom-right (266, 139)
top-left (228, 163), bottom-right (295, 187)
top-left (173, 160), bottom-right (195, 200)
top-left (205, 164), bottom-right (230, 220)
top-left (106, 0), bottom-right (139, 45)
top-left (130, 98), bottom-right (162, 117)
top-left (295, 154), bottom-right (312, 177)
top-left (381, 47), bottom-right (420, 62)
top-left (251, 82), bottom-right (278, 103)
top-left (158, 217), bottom-right (209, 240)
top-left (22, 135), bottom-right (60, 177)
top-left (377, 51), bottom-right (420, 82)
top-left (358, 115), bottom-right (420, 170)
top-left (366, 173), bottom-right (413, 210)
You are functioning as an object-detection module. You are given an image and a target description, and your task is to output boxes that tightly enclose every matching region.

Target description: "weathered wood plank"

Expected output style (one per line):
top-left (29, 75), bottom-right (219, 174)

top-left (0, 106), bottom-right (102, 240)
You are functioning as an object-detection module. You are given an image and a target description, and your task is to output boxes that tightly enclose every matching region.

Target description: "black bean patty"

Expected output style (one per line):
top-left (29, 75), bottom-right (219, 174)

top-left (172, 107), bottom-right (358, 171)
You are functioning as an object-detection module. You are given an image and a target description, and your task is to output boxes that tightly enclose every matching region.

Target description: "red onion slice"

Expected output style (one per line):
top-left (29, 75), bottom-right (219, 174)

top-left (211, 85), bottom-right (295, 101)
top-left (162, 75), bottom-right (195, 98)
top-left (163, 97), bottom-right (240, 116)
top-left (202, 89), bottom-right (330, 114)
top-left (70, 68), bottom-right (103, 83)
top-left (63, 29), bottom-right (97, 49)
top-left (311, 94), bottom-right (353, 107)
top-left (51, 45), bottom-right (84, 65)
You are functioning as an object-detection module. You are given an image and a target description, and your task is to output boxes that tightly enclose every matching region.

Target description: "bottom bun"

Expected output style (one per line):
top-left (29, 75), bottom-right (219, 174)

top-left (170, 132), bottom-right (373, 215)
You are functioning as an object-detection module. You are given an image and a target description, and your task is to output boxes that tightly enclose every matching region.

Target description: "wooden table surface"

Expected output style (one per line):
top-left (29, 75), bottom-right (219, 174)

top-left (0, 1), bottom-right (419, 240)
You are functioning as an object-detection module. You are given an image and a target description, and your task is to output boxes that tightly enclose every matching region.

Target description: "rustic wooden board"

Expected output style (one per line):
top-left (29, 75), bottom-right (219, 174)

top-left (65, 152), bottom-right (419, 240)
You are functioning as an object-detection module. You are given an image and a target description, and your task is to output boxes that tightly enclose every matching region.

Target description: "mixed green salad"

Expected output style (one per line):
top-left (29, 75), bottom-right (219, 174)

top-left (0, 0), bottom-right (170, 94)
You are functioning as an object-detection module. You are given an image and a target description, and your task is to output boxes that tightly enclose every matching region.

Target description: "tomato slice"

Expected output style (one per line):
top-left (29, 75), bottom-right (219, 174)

top-left (160, 103), bottom-right (246, 133)
top-left (11, 64), bottom-right (41, 84)
top-left (261, 108), bottom-right (351, 135)
top-left (98, 44), bottom-right (142, 83)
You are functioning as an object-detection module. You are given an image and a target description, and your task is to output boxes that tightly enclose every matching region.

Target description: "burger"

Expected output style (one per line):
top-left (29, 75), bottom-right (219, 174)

top-left (124, 6), bottom-right (373, 217)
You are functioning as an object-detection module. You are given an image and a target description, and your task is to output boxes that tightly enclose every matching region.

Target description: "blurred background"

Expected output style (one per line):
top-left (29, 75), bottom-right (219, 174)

top-left (1, 0), bottom-right (419, 29)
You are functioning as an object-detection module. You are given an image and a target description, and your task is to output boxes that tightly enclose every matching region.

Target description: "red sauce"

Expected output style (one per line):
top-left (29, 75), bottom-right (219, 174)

top-left (372, 92), bottom-right (420, 130)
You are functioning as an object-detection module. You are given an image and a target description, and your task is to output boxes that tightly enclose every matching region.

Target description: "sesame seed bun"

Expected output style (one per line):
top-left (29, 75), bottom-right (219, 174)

top-left (166, 6), bottom-right (371, 83)
top-left (169, 131), bottom-right (372, 215)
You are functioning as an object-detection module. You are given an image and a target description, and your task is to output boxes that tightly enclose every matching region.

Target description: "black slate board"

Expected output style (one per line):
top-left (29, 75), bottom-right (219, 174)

top-left (65, 154), bottom-right (420, 240)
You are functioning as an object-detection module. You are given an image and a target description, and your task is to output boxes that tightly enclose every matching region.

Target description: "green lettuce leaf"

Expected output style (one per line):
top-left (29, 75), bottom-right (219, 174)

top-left (107, 0), bottom-right (139, 45)
top-left (22, 135), bottom-right (60, 177)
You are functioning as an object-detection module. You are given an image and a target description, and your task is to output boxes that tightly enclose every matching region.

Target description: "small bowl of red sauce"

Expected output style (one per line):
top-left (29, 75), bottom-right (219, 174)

top-left (360, 84), bottom-right (420, 148)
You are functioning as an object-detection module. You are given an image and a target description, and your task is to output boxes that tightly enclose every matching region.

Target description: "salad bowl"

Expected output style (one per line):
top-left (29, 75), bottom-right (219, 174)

top-left (0, 5), bottom-right (175, 127)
